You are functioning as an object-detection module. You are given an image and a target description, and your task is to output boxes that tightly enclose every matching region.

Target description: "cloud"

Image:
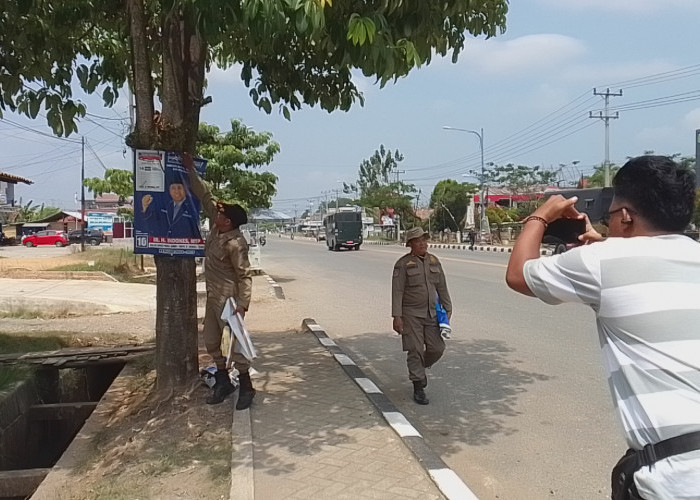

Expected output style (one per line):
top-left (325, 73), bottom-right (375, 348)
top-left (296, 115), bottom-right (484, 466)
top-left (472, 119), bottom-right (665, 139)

top-left (459, 34), bottom-right (587, 76)
top-left (536, 0), bottom-right (700, 14)
top-left (206, 63), bottom-right (245, 87)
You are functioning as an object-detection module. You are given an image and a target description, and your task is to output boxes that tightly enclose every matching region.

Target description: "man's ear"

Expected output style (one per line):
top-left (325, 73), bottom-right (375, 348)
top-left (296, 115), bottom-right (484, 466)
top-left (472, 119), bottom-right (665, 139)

top-left (621, 208), bottom-right (633, 225)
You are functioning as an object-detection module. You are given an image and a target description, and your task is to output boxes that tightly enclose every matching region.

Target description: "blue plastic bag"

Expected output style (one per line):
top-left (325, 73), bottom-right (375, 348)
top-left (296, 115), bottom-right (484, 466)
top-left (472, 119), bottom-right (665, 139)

top-left (435, 294), bottom-right (451, 339)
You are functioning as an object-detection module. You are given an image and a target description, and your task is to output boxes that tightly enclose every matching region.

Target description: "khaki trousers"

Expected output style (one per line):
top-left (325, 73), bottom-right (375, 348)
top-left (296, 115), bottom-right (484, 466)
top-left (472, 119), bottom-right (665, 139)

top-left (203, 293), bottom-right (251, 372)
top-left (401, 315), bottom-right (445, 382)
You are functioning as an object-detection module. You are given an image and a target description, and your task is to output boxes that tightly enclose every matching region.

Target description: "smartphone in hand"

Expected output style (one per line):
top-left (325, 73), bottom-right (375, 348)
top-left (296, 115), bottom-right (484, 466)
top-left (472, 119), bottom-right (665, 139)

top-left (542, 218), bottom-right (586, 244)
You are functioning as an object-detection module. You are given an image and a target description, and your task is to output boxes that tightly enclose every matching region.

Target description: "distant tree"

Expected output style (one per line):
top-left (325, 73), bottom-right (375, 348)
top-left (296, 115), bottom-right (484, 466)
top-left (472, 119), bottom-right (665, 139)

top-left (584, 163), bottom-right (621, 187)
top-left (84, 169), bottom-right (134, 201)
top-left (349, 145), bottom-right (416, 224)
top-left (429, 179), bottom-right (477, 232)
top-left (196, 120), bottom-right (280, 209)
top-left (489, 163), bottom-right (557, 194)
top-left (328, 197), bottom-right (356, 209)
top-left (486, 205), bottom-right (517, 228)
top-left (15, 201), bottom-right (61, 222)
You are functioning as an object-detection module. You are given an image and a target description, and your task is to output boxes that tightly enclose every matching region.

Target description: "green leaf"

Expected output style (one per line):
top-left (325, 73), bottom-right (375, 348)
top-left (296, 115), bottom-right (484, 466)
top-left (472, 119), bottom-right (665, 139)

top-left (28, 96), bottom-right (41, 118)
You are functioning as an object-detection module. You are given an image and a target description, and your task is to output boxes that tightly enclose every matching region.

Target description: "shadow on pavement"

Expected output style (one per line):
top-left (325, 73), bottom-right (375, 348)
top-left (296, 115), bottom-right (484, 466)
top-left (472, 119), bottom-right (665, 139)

top-left (337, 332), bottom-right (551, 455)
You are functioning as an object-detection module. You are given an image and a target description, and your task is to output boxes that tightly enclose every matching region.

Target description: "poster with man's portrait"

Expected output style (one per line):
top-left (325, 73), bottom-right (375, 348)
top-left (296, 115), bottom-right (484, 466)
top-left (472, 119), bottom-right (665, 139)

top-left (133, 150), bottom-right (207, 257)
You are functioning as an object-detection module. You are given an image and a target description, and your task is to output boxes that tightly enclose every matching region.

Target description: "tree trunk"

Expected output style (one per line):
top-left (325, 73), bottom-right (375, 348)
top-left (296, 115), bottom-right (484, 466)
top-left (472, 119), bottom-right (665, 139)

top-left (126, 0), bottom-right (154, 146)
top-left (154, 256), bottom-right (198, 393)
top-left (149, 9), bottom-right (207, 395)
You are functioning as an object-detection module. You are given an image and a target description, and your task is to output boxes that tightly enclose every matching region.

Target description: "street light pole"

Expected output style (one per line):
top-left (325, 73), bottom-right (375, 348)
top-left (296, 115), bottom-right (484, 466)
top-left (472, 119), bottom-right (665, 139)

top-left (442, 126), bottom-right (489, 242)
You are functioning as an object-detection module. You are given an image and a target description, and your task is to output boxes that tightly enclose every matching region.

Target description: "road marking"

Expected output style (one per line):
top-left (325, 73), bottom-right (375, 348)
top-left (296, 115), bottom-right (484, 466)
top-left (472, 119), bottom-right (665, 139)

top-left (318, 337), bottom-right (336, 347)
top-left (333, 353), bottom-right (356, 365)
top-left (429, 468), bottom-right (480, 500)
top-left (383, 411), bottom-right (422, 437)
top-left (354, 377), bottom-right (382, 394)
top-left (365, 246), bottom-right (508, 268)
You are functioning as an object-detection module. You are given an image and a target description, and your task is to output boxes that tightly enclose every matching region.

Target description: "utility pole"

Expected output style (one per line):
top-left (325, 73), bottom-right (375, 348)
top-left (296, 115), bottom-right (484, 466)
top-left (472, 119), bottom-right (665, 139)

top-left (81, 136), bottom-right (85, 252)
top-left (589, 88), bottom-right (622, 187)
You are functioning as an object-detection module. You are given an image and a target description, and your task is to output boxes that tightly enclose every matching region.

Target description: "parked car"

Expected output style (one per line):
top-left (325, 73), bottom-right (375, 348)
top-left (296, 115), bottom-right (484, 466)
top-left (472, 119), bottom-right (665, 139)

top-left (67, 228), bottom-right (104, 246)
top-left (23, 230), bottom-right (69, 247)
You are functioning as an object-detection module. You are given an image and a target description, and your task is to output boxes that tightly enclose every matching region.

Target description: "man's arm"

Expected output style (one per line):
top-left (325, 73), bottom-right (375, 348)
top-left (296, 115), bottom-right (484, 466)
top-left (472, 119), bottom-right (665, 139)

top-left (182, 153), bottom-right (217, 221)
top-left (435, 261), bottom-right (452, 316)
top-left (506, 195), bottom-right (581, 296)
top-left (229, 238), bottom-right (253, 313)
top-left (391, 262), bottom-right (406, 334)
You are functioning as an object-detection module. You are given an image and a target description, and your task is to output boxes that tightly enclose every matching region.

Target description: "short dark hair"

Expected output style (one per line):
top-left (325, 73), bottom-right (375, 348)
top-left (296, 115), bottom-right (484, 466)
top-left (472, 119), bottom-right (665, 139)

top-left (613, 155), bottom-right (696, 231)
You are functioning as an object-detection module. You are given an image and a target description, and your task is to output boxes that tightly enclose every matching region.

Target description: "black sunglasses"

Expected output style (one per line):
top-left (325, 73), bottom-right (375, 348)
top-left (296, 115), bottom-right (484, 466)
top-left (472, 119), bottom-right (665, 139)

top-left (602, 207), bottom-right (634, 227)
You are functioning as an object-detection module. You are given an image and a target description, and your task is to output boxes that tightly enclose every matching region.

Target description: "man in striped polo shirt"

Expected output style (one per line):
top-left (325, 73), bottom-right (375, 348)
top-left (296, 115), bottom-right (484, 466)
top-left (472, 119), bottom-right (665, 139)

top-left (506, 155), bottom-right (700, 499)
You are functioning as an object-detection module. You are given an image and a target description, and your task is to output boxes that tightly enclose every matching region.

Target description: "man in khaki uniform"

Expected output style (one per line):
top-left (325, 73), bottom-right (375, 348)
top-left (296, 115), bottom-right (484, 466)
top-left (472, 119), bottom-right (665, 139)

top-left (183, 154), bottom-right (255, 408)
top-left (392, 227), bottom-right (452, 405)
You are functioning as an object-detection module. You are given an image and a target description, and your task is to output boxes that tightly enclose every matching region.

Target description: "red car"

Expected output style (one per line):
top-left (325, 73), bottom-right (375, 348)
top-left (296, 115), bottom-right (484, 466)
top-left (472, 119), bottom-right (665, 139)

top-left (23, 230), bottom-right (69, 247)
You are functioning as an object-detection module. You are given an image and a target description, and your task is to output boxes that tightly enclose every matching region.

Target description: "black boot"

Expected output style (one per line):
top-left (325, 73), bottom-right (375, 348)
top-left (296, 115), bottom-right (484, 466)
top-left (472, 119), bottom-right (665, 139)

top-left (236, 371), bottom-right (256, 410)
top-left (413, 380), bottom-right (429, 405)
top-left (206, 369), bottom-right (235, 405)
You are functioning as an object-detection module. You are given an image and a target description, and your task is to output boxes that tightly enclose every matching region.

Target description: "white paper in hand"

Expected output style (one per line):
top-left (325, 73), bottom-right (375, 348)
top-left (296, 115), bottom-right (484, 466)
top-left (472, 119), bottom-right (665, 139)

top-left (220, 297), bottom-right (257, 364)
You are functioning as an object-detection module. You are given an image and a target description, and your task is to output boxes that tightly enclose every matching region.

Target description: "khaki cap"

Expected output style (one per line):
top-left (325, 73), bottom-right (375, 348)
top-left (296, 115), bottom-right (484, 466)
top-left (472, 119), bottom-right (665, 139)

top-left (405, 227), bottom-right (428, 246)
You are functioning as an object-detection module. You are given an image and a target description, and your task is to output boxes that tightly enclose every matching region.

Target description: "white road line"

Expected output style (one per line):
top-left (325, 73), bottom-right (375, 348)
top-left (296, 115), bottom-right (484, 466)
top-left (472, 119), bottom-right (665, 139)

top-left (333, 353), bottom-right (356, 365)
top-left (382, 411), bottom-right (421, 437)
top-left (428, 468), bottom-right (480, 500)
top-left (354, 377), bottom-right (382, 394)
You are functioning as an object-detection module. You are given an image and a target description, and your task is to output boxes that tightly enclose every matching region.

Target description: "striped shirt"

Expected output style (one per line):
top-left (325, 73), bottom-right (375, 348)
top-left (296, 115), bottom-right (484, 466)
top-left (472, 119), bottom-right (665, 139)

top-left (524, 235), bottom-right (700, 499)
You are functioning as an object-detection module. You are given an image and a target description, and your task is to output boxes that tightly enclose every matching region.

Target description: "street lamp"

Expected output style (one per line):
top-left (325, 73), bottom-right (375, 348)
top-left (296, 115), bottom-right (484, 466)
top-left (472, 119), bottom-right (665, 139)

top-left (443, 126), bottom-right (489, 241)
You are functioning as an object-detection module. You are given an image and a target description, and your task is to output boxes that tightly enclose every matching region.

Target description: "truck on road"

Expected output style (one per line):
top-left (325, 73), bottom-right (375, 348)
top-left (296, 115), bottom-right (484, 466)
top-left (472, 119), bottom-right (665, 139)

top-left (324, 209), bottom-right (363, 251)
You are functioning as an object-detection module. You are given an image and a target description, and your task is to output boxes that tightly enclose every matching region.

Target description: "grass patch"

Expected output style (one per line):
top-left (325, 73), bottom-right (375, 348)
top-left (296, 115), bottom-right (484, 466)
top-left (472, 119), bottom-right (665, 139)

top-left (0, 332), bottom-right (70, 355)
top-left (0, 304), bottom-right (75, 319)
top-left (0, 364), bottom-right (33, 392)
top-left (49, 249), bottom-right (155, 282)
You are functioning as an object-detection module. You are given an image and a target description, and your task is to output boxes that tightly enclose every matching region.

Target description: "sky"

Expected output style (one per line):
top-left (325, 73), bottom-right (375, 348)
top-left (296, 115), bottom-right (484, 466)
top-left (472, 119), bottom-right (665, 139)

top-left (3, 0), bottom-right (700, 217)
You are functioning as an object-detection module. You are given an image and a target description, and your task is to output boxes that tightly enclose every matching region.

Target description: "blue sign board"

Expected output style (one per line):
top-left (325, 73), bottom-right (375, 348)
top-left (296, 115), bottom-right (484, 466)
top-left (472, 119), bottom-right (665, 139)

top-left (133, 150), bottom-right (206, 257)
top-left (87, 212), bottom-right (114, 232)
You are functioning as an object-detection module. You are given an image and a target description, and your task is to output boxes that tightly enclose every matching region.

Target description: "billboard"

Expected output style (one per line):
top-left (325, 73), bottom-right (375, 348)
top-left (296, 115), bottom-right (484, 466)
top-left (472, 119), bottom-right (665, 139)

top-left (87, 212), bottom-right (114, 233)
top-left (133, 150), bottom-right (207, 257)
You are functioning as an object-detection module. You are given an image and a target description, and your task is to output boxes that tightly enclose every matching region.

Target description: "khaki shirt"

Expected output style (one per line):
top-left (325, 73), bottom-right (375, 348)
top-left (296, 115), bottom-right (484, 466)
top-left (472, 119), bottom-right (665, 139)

top-left (188, 169), bottom-right (252, 310)
top-left (392, 252), bottom-right (452, 319)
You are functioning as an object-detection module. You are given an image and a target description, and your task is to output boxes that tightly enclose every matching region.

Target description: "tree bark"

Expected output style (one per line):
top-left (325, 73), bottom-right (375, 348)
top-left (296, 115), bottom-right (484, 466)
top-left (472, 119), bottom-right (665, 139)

top-left (126, 0), bottom-right (154, 146)
top-left (154, 256), bottom-right (198, 393)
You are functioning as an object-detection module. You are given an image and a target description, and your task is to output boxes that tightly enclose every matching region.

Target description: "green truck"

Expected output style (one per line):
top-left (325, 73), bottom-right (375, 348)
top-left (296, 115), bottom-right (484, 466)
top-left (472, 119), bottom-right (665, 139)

top-left (323, 211), bottom-right (363, 251)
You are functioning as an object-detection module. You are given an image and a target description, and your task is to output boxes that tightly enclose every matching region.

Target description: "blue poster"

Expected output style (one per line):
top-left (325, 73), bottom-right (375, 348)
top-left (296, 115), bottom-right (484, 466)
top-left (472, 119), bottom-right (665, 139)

top-left (133, 150), bottom-right (206, 257)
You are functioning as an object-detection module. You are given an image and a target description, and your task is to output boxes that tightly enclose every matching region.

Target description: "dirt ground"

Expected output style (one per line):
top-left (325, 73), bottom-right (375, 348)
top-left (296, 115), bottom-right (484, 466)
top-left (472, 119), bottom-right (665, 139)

top-left (2, 254), bottom-right (302, 500)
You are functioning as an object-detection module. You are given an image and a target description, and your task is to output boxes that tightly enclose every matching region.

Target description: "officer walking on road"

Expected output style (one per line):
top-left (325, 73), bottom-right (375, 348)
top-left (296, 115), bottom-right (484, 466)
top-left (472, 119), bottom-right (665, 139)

top-left (392, 227), bottom-right (452, 405)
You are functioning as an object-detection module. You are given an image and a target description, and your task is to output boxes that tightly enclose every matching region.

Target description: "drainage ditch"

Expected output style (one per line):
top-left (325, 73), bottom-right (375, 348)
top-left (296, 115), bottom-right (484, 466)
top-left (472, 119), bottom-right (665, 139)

top-left (0, 362), bottom-right (125, 500)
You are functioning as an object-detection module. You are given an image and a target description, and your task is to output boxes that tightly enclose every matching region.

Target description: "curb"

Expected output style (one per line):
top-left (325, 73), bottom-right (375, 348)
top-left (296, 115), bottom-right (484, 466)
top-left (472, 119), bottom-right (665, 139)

top-left (263, 274), bottom-right (285, 299)
top-left (230, 271), bottom-right (286, 500)
top-left (301, 318), bottom-right (479, 500)
top-left (363, 239), bottom-right (554, 256)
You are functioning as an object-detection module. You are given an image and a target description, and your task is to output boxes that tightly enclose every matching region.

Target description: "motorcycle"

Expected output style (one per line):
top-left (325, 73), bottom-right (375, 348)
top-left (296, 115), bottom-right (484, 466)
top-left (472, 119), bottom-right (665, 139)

top-left (259, 235), bottom-right (266, 246)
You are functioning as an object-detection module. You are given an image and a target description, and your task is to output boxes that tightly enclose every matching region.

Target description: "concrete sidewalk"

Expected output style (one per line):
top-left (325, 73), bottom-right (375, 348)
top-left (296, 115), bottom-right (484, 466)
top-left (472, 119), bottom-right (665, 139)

top-left (236, 329), bottom-right (444, 500)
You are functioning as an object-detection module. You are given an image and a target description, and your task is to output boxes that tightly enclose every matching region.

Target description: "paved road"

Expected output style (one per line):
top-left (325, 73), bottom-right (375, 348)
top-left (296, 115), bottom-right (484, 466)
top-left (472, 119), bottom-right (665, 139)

top-left (260, 238), bottom-right (623, 500)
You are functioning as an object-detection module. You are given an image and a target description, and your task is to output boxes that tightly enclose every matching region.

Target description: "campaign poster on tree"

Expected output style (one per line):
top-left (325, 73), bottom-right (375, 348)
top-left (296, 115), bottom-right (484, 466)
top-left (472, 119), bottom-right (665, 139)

top-left (133, 150), bottom-right (207, 257)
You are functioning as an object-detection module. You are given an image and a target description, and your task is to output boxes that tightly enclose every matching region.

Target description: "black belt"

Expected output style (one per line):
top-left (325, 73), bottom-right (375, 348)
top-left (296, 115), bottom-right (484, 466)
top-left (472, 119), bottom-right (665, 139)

top-left (637, 430), bottom-right (700, 470)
